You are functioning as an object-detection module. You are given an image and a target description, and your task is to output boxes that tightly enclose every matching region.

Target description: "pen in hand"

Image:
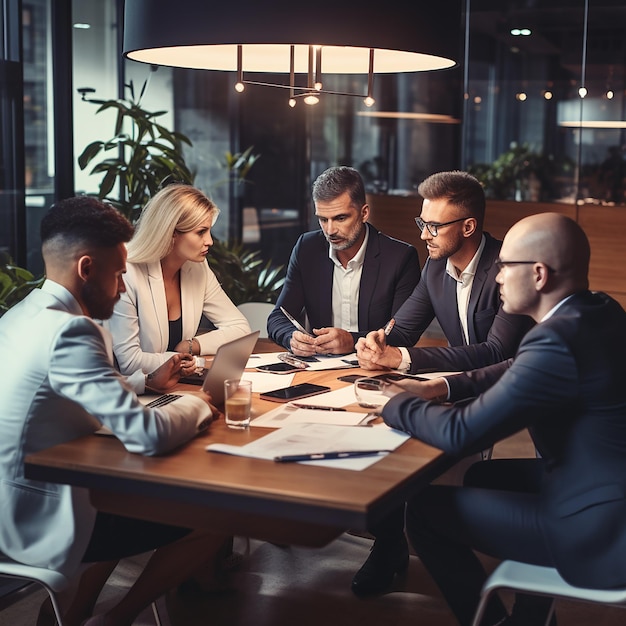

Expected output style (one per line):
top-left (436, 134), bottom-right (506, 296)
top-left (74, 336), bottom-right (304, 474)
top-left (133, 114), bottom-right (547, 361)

top-left (274, 450), bottom-right (392, 463)
top-left (383, 319), bottom-right (395, 336)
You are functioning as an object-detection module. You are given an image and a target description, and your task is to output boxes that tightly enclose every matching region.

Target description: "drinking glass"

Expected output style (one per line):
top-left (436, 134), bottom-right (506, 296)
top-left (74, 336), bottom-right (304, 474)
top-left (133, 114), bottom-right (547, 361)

top-left (354, 377), bottom-right (387, 412)
top-left (224, 379), bottom-right (252, 429)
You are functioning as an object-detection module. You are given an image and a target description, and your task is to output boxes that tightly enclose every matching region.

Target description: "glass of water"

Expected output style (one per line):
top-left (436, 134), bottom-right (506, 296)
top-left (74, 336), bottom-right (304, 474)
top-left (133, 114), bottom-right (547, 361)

top-left (354, 377), bottom-right (387, 412)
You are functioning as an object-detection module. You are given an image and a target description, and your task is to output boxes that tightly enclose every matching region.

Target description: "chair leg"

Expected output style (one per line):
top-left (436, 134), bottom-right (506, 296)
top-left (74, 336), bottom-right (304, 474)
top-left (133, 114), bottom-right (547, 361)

top-left (471, 587), bottom-right (494, 626)
top-left (151, 600), bottom-right (163, 626)
top-left (543, 599), bottom-right (556, 626)
top-left (42, 587), bottom-right (66, 626)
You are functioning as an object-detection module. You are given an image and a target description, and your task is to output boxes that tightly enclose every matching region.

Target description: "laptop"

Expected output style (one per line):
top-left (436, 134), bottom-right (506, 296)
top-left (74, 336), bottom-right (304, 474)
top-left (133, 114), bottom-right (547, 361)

top-left (196, 330), bottom-right (259, 405)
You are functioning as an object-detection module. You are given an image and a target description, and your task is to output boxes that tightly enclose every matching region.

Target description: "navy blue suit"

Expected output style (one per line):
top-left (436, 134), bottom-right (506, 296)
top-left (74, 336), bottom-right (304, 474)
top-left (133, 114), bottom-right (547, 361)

top-left (384, 292), bottom-right (626, 625)
top-left (388, 233), bottom-right (533, 373)
top-left (267, 223), bottom-right (420, 350)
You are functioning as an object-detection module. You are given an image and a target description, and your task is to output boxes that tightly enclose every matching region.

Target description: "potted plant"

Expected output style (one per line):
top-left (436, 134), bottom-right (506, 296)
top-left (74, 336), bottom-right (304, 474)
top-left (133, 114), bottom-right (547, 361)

top-left (77, 81), bottom-right (284, 303)
top-left (0, 252), bottom-right (43, 318)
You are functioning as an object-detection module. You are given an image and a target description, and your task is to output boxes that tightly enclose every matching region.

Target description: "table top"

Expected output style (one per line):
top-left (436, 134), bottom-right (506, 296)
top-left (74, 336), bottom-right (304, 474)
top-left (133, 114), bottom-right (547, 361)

top-left (25, 342), bottom-right (448, 546)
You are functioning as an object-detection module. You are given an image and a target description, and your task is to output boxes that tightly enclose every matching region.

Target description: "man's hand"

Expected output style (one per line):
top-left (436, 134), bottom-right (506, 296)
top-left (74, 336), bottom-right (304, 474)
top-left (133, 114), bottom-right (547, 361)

top-left (356, 330), bottom-right (403, 370)
top-left (145, 354), bottom-right (184, 392)
top-left (289, 330), bottom-right (317, 356)
top-left (312, 327), bottom-right (355, 355)
top-left (383, 378), bottom-right (449, 402)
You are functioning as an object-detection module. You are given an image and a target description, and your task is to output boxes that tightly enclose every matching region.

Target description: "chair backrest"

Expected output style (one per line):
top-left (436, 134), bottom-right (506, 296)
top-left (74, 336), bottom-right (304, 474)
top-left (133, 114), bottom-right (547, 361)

top-left (472, 559), bottom-right (626, 626)
top-left (0, 556), bottom-right (71, 625)
top-left (237, 302), bottom-right (275, 339)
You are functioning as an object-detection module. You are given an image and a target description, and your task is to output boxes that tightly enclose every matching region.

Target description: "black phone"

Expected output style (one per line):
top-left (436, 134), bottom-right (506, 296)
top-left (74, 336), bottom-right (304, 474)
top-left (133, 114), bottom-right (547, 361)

top-left (337, 374), bottom-right (362, 383)
top-left (260, 382), bottom-right (331, 403)
top-left (256, 362), bottom-right (303, 374)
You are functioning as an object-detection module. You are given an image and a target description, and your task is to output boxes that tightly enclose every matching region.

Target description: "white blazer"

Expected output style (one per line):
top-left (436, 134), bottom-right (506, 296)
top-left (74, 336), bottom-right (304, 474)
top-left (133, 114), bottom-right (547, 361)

top-left (0, 281), bottom-right (210, 577)
top-left (107, 259), bottom-right (251, 375)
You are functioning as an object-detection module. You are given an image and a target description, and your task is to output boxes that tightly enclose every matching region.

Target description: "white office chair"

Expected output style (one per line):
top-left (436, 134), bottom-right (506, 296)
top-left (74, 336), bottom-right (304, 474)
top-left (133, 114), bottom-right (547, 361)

top-left (0, 556), bottom-right (70, 625)
top-left (0, 554), bottom-right (163, 626)
top-left (237, 302), bottom-right (275, 339)
top-left (471, 560), bottom-right (626, 626)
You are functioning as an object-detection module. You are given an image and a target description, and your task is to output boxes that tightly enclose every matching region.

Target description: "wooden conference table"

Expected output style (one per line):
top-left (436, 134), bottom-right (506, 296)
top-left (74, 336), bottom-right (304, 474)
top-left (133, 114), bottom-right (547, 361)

top-left (24, 340), bottom-right (449, 548)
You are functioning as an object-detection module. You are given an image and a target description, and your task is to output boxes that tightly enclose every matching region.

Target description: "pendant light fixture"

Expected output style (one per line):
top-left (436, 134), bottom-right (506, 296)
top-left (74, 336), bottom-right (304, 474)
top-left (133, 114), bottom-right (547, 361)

top-left (123, 0), bottom-right (462, 107)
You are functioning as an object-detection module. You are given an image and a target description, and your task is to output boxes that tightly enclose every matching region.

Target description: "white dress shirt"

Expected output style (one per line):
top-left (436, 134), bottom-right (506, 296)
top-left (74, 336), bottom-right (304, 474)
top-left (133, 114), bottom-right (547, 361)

top-left (329, 227), bottom-right (369, 332)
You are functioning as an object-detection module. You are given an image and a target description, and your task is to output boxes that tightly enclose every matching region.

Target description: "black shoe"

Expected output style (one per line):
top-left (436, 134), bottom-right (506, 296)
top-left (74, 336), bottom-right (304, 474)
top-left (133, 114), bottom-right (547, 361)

top-left (351, 536), bottom-right (410, 597)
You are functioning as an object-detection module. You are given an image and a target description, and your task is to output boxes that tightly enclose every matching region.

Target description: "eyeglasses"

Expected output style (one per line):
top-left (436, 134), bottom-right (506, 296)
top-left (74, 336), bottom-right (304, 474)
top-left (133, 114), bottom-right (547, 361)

top-left (414, 216), bottom-right (469, 237)
top-left (495, 260), bottom-right (556, 273)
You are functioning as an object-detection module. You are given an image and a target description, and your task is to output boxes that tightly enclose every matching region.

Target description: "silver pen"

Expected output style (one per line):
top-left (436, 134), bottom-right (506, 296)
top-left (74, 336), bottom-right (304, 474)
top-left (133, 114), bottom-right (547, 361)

top-left (274, 450), bottom-right (392, 463)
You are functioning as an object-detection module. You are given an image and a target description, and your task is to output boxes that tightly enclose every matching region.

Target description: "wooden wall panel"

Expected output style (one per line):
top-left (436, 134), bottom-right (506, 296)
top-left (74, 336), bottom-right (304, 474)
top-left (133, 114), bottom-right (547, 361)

top-left (366, 194), bottom-right (626, 308)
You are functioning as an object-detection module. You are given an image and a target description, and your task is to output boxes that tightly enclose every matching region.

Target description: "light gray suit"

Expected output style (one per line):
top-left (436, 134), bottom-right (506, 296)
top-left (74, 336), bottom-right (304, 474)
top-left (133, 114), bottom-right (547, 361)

top-left (0, 280), bottom-right (209, 576)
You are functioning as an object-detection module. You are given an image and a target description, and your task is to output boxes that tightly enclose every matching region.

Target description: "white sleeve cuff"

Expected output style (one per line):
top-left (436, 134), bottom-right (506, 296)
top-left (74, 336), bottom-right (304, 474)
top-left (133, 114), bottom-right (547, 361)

top-left (398, 347), bottom-right (412, 372)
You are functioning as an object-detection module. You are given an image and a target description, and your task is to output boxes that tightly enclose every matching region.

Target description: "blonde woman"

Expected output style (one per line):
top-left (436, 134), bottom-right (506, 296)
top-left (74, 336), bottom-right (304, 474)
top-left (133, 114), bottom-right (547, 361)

top-left (108, 184), bottom-right (251, 376)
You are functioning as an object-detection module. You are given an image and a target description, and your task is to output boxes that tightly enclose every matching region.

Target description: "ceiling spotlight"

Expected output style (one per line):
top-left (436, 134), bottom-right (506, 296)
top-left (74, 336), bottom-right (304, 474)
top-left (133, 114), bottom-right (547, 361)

top-left (303, 93), bottom-right (320, 106)
top-left (516, 92), bottom-right (527, 101)
top-left (578, 87), bottom-right (587, 98)
top-left (510, 28), bottom-right (531, 36)
top-left (606, 90), bottom-right (614, 99)
top-left (234, 82), bottom-right (245, 93)
top-left (544, 91), bottom-right (553, 100)
top-left (288, 98), bottom-right (297, 108)
top-left (363, 96), bottom-right (375, 107)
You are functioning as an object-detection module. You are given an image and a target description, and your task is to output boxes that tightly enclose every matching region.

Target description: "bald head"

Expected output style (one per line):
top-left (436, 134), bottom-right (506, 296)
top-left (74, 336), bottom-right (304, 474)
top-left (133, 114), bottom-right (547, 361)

top-left (504, 213), bottom-right (589, 289)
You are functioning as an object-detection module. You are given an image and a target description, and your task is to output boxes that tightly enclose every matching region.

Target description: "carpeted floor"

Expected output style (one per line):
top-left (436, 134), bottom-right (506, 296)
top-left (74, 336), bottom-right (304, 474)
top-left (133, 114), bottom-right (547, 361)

top-left (2, 430), bottom-right (625, 625)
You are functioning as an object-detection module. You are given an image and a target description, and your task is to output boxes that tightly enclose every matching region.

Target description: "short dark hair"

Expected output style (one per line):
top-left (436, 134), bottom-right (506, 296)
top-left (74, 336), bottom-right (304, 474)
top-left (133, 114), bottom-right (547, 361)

top-left (418, 171), bottom-right (486, 227)
top-left (312, 166), bottom-right (366, 209)
top-left (41, 196), bottom-right (134, 248)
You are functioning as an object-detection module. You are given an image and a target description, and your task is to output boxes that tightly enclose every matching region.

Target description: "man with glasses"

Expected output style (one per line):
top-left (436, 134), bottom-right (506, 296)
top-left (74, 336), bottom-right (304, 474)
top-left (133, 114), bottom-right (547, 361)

top-left (267, 166), bottom-right (420, 355)
top-left (382, 213), bottom-right (626, 626)
top-left (351, 170), bottom-right (533, 597)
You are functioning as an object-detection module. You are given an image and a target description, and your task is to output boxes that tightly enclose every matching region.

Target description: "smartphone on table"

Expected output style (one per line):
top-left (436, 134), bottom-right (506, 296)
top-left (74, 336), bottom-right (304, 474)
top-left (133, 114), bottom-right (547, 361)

top-left (260, 382), bottom-right (331, 403)
top-left (256, 362), bottom-right (304, 375)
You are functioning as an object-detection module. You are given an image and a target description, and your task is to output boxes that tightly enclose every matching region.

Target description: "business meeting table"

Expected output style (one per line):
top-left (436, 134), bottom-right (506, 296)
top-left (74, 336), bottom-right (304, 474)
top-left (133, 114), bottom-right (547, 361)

top-left (24, 339), bottom-right (451, 548)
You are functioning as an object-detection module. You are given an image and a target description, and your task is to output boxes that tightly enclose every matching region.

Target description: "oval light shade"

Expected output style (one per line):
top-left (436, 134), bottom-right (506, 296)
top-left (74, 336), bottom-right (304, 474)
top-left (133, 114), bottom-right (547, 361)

top-left (123, 0), bottom-right (462, 75)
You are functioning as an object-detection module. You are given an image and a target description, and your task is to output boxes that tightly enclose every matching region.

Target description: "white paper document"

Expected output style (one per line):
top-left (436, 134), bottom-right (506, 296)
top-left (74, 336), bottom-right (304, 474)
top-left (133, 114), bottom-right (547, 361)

top-left (206, 422), bottom-right (410, 470)
top-left (250, 403), bottom-right (377, 428)
top-left (241, 371), bottom-right (296, 393)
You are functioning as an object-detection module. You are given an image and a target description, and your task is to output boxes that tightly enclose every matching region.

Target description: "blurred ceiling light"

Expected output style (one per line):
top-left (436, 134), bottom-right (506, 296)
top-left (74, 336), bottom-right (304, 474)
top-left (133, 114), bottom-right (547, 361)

top-left (357, 112), bottom-right (460, 124)
top-left (544, 91), bottom-right (553, 100)
top-left (73, 23), bottom-right (91, 29)
top-left (510, 28), bottom-right (532, 36)
top-left (123, 0), bottom-right (461, 108)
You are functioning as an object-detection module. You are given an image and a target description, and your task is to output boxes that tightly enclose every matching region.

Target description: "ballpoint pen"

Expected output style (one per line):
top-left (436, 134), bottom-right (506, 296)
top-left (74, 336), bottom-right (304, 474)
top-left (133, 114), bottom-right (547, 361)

top-left (277, 353), bottom-right (310, 369)
top-left (383, 319), bottom-right (395, 336)
top-left (274, 450), bottom-right (393, 463)
top-left (289, 403), bottom-right (347, 411)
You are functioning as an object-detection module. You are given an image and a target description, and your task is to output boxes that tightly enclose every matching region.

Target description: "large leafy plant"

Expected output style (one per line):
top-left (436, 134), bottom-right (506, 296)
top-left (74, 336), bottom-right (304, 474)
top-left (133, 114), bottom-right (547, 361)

top-left (0, 252), bottom-right (43, 317)
top-left (208, 239), bottom-right (285, 305)
top-left (77, 79), bottom-right (195, 224)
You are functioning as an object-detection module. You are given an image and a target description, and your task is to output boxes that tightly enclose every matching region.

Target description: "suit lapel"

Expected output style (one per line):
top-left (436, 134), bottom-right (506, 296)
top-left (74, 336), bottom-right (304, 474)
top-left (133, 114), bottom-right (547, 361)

top-left (358, 225), bottom-right (379, 330)
top-left (147, 261), bottom-right (169, 349)
top-left (466, 235), bottom-right (496, 343)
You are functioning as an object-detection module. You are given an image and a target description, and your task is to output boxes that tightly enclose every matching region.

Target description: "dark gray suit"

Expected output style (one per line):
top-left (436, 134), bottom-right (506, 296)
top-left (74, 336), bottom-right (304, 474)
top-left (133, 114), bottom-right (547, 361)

top-left (384, 291), bottom-right (626, 625)
top-left (388, 233), bottom-right (533, 373)
top-left (267, 223), bottom-right (420, 350)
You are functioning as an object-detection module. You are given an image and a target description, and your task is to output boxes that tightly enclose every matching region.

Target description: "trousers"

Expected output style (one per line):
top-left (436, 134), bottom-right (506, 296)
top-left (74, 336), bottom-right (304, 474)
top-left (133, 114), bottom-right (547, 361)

top-left (405, 458), bottom-right (555, 626)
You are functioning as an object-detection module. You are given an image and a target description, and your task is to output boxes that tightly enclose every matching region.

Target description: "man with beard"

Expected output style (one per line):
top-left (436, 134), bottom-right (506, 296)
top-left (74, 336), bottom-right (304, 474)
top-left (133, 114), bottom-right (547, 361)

top-left (351, 170), bottom-right (534, 598)
top-left (0, 196), bottom-right (225, 626)
top-left (267, 166), bottom-right (420, 355)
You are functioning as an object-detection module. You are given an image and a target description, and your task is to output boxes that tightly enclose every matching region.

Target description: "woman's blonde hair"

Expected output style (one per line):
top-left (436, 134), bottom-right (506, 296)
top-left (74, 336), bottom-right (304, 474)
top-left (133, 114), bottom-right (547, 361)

top-left (126, 184), bottom-right (220, 263)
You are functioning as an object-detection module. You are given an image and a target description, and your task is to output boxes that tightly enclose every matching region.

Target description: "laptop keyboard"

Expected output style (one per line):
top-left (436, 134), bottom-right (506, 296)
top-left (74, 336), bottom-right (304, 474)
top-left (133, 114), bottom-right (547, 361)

top-left (145, 394), bottom-right (182, 408)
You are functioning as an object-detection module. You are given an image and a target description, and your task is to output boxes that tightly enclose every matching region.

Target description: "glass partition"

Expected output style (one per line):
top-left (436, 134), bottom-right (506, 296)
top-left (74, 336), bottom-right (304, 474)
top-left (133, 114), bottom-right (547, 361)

top-left (463, 0), bottom-right (626, 206)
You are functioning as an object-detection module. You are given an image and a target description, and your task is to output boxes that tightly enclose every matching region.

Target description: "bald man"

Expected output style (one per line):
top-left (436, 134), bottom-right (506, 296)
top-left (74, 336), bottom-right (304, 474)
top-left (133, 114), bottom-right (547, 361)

top-left (382, 213), bottom-right (626, 626)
